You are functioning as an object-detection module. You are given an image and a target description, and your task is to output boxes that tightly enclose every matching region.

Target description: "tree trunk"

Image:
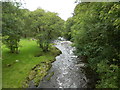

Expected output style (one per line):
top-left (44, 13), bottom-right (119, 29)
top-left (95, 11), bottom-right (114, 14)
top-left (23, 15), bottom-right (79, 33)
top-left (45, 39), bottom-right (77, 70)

top-left (24, 34), bottom-right (27, 38)
top-left (10, 46), bottom-right (15, 53)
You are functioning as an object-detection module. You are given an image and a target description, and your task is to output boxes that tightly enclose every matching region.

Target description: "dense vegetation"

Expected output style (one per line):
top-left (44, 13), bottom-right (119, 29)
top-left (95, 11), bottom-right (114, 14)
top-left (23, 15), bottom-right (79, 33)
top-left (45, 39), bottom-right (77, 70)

top-left (64, 2), bottom-right (119, 88)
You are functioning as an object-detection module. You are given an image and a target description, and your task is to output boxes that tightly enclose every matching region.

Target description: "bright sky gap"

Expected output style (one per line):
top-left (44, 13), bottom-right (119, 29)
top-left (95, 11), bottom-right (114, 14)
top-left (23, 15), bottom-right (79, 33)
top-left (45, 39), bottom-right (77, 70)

top-left (2, 0), bottom-right (120, 20)
top-left (11, 0), bottom-right (78, 21)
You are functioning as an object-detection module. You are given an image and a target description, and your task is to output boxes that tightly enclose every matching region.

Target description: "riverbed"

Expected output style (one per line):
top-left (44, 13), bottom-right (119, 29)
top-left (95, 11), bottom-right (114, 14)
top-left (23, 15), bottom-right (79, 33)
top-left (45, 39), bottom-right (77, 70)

top-left (38, 39), bottom-right (90, 88)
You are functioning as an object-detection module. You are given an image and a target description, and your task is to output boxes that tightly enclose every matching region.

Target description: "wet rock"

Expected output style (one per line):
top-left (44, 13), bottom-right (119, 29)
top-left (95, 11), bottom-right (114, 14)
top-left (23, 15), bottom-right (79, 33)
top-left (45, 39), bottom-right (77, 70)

top-left (29, 70), bottom-right (36, 80)
top-left (78, 55), bottom-right (88, 63)
top-left (75, 63), bottom-right (85, 67)
top-left (29, 80), bottom-right (35, 88)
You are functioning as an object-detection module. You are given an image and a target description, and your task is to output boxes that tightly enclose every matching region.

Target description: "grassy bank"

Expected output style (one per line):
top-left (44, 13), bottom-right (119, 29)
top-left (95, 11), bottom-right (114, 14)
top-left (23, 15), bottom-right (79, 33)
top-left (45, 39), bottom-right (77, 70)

top-left (2, 39), bottom-right (61, 88)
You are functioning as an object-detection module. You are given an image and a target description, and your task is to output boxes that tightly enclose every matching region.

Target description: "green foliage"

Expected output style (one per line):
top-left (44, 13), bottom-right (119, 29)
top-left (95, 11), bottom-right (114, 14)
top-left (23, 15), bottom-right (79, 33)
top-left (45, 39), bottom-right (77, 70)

top-left (30, 9), bottom-right (64, 52)
top-left (20, 9), bottom-right (32, 38)
top-left (2, 1), bottom-right (24, 53)
top-left (64, 17), bottom-right (74, 40)
top-left (67, 2), bottom-right (120, 88)
top-left (96, 60), bottom-right (118, 88)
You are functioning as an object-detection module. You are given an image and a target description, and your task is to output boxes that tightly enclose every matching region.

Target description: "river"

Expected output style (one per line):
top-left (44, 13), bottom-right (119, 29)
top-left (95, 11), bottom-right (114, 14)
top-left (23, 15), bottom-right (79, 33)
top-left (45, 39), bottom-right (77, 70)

top-left (37, 39), bottom-right (94, 88)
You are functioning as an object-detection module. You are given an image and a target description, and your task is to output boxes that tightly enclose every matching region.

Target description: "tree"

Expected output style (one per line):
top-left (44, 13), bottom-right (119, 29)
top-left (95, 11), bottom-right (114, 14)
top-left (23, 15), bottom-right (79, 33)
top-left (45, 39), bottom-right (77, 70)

top-left (30, 9), bottom-right (64, 52)
top-left (64, 17), bottom-right (74, 40)
top-left (20, 9), bottom-right (32, 38)
top-left (2, 1), bottom-right (24, 53)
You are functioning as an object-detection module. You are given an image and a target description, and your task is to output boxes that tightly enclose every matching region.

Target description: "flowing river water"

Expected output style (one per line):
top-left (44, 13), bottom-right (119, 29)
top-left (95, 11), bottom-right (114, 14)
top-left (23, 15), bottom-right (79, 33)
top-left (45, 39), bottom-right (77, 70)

top-left (36, 39), bottom-right (95, 88)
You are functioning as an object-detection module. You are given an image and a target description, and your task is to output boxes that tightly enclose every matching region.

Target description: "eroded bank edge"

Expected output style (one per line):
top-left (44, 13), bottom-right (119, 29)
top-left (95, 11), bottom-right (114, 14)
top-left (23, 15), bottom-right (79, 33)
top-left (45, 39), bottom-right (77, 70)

top-left (22, 46), bottom-right (61, 88)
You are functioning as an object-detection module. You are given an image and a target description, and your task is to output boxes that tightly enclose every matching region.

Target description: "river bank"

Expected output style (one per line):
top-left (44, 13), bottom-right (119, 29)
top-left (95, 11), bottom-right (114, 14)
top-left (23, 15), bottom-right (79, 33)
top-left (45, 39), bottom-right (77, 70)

top-left (22, 45), bottom-right (61, 88)
top-left (2, 39), bottom-right (61, 88)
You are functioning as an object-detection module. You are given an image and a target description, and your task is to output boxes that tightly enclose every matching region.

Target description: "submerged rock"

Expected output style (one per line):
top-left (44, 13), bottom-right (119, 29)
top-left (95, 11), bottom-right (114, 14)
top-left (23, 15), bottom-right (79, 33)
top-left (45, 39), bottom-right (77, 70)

top-left (75, 63), bottom-right (85, 67)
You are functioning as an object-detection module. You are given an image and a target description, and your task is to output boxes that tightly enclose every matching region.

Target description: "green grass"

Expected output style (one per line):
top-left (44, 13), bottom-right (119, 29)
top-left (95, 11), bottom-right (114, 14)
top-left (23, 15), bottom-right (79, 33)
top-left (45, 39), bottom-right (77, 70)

top-left (2, 39), bottom-right (59, 88)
